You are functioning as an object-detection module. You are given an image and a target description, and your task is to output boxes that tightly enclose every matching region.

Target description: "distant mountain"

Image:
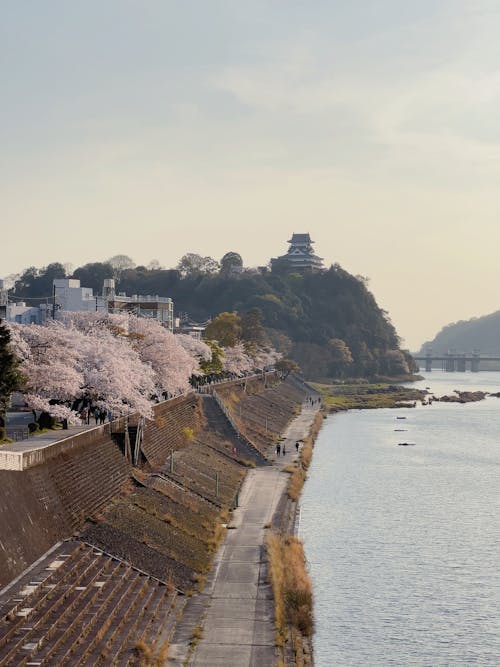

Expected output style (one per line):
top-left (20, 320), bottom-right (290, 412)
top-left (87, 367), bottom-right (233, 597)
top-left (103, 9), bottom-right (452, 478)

top-left (419, 310), bottom-right (500, 355)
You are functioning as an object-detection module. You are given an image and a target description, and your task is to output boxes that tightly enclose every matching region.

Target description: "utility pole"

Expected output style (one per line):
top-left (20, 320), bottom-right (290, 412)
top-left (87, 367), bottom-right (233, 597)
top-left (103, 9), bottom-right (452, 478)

top-left (52, 284), bottom-right (56, 319)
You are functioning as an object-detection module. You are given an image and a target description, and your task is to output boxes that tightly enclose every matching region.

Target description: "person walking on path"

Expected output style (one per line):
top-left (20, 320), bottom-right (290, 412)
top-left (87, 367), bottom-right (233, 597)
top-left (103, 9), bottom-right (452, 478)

top-left (93, 407), bottom-right (99, 425)
top-left (276, 442), bottom-right (281, 457)
top-left (80, 408), bottom-right (87, 425)
top-left (282, 443), bottom-right (286, 456)
top-left (296, 440), bottom-right (300, 453)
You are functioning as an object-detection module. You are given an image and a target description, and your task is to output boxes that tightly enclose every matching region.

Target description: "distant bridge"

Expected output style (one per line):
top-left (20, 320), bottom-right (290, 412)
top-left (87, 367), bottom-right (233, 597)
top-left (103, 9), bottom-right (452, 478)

top-left (413, 351), bottom-right (500, 372)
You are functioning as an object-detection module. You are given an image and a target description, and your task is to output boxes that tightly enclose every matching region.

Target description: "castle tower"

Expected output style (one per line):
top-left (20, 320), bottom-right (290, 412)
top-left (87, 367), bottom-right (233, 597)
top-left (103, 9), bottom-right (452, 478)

top-left (271, 233), bottom-right (324, 272)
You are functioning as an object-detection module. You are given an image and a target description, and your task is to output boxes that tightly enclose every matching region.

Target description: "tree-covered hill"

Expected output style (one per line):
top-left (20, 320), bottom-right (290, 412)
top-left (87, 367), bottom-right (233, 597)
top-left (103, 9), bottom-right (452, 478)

top-left (418, 310), bottom-right (500, 355)
top-left (8, 257), bottom-right (416, 380)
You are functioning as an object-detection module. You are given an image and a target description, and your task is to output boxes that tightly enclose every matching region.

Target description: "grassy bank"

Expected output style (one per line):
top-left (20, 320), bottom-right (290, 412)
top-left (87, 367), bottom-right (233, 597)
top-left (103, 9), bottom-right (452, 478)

top-left (267, 409), bottom-right (324, 666)
top-left (267, 532), bottom-right (313, 665)
top-left (288, 411), bottom-right (324, 501)
top-left (312, 381), bottom-right (427, 412)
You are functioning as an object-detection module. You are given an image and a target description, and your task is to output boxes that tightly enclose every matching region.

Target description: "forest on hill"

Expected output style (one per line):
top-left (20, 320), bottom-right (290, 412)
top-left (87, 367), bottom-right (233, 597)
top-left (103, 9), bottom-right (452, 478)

top-left (419, 310), bottom-right (500, 356)
top-left (7, 253), bottom-right (416, 380)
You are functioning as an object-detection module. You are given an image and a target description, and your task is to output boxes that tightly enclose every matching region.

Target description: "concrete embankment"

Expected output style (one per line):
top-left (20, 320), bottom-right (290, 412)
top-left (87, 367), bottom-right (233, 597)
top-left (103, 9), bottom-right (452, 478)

top-left (0, 373), bottom-right (310, 665)
top-left (168, 403), bottom-right (320, 667)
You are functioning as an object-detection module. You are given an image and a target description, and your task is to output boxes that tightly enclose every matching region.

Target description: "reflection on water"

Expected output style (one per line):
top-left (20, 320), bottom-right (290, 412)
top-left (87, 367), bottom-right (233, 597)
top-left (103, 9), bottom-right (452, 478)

top-left (299, 372), bottom-right (500, 666)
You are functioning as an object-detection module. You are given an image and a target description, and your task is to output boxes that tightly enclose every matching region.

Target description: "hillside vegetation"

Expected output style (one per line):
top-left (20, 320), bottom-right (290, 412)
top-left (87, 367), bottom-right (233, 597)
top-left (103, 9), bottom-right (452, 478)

top-left (8, 258), bottom-right (416, 380)
top-left (419, 310), bottom-right (500, 356)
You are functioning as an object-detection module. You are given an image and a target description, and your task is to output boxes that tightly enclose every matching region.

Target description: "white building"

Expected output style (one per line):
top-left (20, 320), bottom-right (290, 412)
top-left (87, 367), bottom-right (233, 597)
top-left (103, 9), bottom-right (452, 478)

top-left (0, 277), bottom-right (174, 331)
top-left (0, 279), bottom-right (46, 324)
top-left (52, 279), bottom-right (107, 314)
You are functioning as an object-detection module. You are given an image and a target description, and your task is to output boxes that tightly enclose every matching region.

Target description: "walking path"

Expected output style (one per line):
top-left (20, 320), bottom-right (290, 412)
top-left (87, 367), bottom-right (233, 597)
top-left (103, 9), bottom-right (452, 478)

top-left (0, 412), bottom-right (110, 470)
top-left (167, 404), bottom-right (318, 667)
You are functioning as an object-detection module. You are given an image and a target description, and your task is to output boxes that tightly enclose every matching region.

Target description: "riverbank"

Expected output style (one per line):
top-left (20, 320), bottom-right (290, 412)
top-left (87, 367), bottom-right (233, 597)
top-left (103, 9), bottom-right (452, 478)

top-left (312, 381), bottom-right (427, 412)
top-left (298, 371), bottom-right (500, 665)
top-left (167, 403), bottom-right (320, 666)
top-left (267, 410), bottom-right (324, 667)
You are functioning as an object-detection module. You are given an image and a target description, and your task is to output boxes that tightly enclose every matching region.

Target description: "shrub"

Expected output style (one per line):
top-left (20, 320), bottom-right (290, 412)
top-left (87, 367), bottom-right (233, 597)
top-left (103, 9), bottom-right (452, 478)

top-left (182, 426), bottom-right (195, 443)
top-left (28, 422), bottom-right (39, 433)
top-left (0, 427), bottom-right (6, 441)
top-left (38, 412), bottom-right (57, 429)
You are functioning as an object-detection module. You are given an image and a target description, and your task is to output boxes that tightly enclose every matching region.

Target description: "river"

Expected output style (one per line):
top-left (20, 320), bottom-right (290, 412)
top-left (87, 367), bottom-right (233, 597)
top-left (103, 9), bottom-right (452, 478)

top-left (299, 371), bottom-right (500, 666)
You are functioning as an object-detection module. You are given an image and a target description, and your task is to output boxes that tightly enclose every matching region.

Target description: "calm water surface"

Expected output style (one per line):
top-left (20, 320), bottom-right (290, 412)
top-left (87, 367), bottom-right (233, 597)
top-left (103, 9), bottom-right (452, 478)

top-left (299, 372), bottom-right (500, 666)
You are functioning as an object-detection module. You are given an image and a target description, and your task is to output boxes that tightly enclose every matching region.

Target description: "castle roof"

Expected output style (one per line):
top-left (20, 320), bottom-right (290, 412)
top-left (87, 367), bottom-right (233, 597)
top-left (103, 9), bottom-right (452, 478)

top-left (287, 233), bottom-right (313, 245)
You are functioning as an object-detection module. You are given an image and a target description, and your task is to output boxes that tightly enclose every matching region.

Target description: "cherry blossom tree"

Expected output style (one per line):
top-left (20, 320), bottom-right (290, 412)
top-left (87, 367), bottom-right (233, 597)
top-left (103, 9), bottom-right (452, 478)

top-left (126, 317), bottom-right (201, 397)
top-left (251, 346), bottom-right (281, 370)
top-left (175, 334), bottom-right (211, 363)
top-left (8, 312), bottom-right (281, 422)
top-left (222, 342), bottom-right (254, 375)
top-left (77, 324), bottom-right (156, 417)
top-left (8, 321), bottom-right (85, 423)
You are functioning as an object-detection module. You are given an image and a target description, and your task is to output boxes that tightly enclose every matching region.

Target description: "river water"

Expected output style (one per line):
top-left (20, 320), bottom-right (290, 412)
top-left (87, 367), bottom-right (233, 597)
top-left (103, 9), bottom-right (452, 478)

top-left (299, 372), bottom-right (500, 666)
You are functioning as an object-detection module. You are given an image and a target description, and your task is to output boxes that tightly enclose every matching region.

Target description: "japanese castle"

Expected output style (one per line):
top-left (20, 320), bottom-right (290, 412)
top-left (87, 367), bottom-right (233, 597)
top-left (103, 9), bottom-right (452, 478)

top-left (271, 233), bottom-right (324, 271)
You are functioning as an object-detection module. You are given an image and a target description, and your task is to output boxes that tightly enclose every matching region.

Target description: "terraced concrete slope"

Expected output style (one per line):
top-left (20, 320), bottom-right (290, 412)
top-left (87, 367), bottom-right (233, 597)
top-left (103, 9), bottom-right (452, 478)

top-left (0, 376), bottom-right (309, 665)
top-left (0, 540), bottom-right (180, 666)
top-left (0, 431), bottom-right (131, 588)
top-left (215, 375), bottom-right (307, 456)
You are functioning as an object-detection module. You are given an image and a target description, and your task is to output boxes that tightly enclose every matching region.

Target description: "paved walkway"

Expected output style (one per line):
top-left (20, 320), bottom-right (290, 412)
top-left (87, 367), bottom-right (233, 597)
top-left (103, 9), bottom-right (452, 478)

top-left (168, 404), bottom-right (318, 667)
top-left (0, 412), bottom-right (113, 470)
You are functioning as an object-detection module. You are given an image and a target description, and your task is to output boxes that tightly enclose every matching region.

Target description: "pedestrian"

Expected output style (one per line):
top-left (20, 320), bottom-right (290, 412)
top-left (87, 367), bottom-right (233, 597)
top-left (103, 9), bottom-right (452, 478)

top-left (276, 443), bottom-right (281, 456)
top-left (282, 444), bottom-right (286, 456)
top-left (295, 441), bottom-right (300, 452)
top-left (93, 407), bottom-right (99, 425)
top-left (107, 409), bottom-right (113, 423)
top-left (99, 409), bottom-right (106, 424)
top-left (80, 408), bottom-right (87, 425)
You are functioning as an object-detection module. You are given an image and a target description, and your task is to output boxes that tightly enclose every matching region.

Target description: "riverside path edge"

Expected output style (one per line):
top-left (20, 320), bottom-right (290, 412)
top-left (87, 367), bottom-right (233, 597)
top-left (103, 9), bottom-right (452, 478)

top-left (167, 403), bottom-right (320, 667)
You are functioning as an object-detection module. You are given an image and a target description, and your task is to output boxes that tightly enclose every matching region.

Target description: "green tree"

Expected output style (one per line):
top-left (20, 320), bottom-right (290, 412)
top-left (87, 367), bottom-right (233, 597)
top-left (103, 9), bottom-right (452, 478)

top-left (275, 358), bottom-right (300, 378)
top-left (199, 340), bottom-right (224, 374)
top-left (107, 255), bottom-right (136, 278)
top-left (241, 308), bottom-right (266, 346)
top-left (205, 312), bottom-right (242, 347)
top-left (328, 338), bottom-right (353, 378)
top-left (177, 253), bottom-right (220, 278)
top-left (0, 320), bottom-right (24, 426)
top-left (13, 263), bottom-right (67, 300)
top-left (220, 251), bottom-right (243, 276)
top-left (73, 262), bottom-right (114, 293)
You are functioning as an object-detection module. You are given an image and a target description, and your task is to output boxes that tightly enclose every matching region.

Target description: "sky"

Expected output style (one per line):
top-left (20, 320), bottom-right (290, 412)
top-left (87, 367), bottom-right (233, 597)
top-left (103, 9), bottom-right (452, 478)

top-left (2, 1), bottom-right (500, 350)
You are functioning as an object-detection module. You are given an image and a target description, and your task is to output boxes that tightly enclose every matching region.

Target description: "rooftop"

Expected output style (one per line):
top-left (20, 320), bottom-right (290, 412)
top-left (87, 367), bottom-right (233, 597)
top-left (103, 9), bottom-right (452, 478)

top-left (288, 233), bottom-right (314, 245)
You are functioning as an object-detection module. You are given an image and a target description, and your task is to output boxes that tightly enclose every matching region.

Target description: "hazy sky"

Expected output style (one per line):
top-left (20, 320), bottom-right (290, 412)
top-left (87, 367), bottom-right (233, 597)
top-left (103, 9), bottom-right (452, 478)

top-left (2, 1), bottom-right (500, 349)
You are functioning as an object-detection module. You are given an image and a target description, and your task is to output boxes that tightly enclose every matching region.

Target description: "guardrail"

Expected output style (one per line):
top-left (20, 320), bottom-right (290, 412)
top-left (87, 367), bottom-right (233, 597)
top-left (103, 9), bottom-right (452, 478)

top-left (9, 428), bottom-right (30, 442)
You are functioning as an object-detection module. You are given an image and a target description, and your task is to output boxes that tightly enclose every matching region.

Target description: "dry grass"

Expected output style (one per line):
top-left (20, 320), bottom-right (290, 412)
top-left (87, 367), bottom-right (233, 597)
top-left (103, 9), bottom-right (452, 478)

top-left (207, 522), bottom-right (227, 553)
top-left (154, 641), bottom-right (170, 666)
top-left (135, 639), bottom-right (152, 665)
top-left (267, 532), bottom-right (314, 649)
top-left (266, 532), bottom-right (288, 647)
top-left (287, 411), bottom-right (323, 501)
top-left (135, 638), bottom-right (170, 666)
